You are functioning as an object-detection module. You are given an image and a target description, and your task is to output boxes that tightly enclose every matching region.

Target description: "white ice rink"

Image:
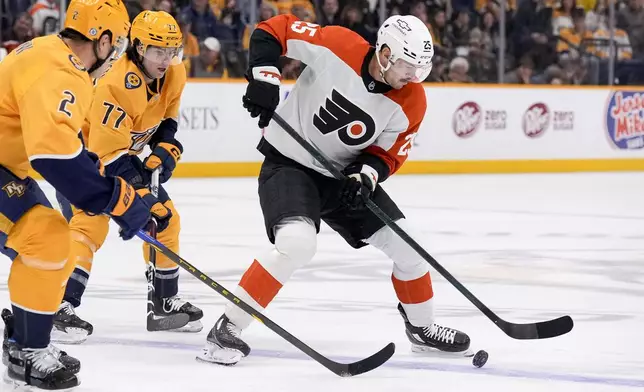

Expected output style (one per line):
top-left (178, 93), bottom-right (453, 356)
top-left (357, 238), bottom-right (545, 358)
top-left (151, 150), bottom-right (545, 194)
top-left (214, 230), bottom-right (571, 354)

top-left (1, 172), bottom-right (643, 392)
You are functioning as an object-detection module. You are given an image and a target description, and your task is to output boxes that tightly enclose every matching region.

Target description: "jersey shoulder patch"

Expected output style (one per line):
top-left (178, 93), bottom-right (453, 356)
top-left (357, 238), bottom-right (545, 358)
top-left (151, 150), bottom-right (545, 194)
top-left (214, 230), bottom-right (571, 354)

top-left (125, 72), bottom-right (142, 89)
top-left (68, 54), bottom-right (86, 71)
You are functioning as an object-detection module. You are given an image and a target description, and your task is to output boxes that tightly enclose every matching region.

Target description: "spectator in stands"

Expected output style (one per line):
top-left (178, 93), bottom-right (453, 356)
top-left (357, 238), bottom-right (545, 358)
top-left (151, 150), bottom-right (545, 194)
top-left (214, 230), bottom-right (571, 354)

top-left (340, 2), bottom-right (374, 43)
top-left (156, 0), bottom-right (175, 14)
top-left (556, 9), bottom-right (592, 59)
top-left (178, 13), bottom-right (199, 74)
top-left (429, 8), bottom-right (452, 58)
top-left (1, 11), bottom-right (34, 53)
top-left (447, 8), bottom-right (473, 48)
top-left (504, 55), bottom-right (534, 83)
top-left (426, 56), bottom-right (448, 81)
top-left (513, 0), bottom-right (554, 70)
top-left (318, 0), bottom-right (340, 26)
top-left (181, 0), bottom-right (222, 41)
top-left (1, 0), bottom-right (32, 40)
top-left (468, 27), bottom-right (497, 81)
top-left (242, 2), bottom-right (276, 51)
top-left (291, 1), bottom-right (314, 22)
top-left (617, 0), bottom-right (644, 58)
top-left (191, 36), bottom-right (226, 77)
top-left (125, 0), bottom-right (155, 21)
top-left (447, 56), bottom-right (473, 81)
top-left (28, 0), bottom-right (59, 36)
top-left (552, 0), bottom-right (584, 35)
top-left (532, 63), bottom-right (565, 82)
top-left (585, 0), bottom-right (606, 30)
top-left (479, 10), bottom-right (499, 53)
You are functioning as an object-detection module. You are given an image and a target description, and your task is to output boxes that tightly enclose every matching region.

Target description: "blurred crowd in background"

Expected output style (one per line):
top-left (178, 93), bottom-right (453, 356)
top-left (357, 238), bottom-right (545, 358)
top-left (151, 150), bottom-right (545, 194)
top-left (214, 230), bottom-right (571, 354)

top-left (2, 0), bottom-right (644, 84)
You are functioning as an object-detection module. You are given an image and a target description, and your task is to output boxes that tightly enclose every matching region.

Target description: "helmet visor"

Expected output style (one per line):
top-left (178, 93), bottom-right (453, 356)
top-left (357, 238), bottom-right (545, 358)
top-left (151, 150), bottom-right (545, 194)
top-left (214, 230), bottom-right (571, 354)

top-left (141, 45), bottom-right (183, 64)
top-left (388, 58), bottom-right (432, 83)
top-left (110, 35), bottom-right (129, 62)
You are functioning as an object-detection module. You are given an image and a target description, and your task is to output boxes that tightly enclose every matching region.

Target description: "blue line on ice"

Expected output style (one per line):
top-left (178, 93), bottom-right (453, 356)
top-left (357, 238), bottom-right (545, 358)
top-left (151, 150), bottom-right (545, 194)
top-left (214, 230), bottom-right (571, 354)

top-left (88, 336), bottom-right (644, 388)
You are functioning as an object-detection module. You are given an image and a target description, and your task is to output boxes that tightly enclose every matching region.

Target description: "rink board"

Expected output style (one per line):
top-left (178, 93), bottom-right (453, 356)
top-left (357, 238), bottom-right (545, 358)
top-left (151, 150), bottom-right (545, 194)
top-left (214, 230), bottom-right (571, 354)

top-left (172, 82), bottom-right (644, 176)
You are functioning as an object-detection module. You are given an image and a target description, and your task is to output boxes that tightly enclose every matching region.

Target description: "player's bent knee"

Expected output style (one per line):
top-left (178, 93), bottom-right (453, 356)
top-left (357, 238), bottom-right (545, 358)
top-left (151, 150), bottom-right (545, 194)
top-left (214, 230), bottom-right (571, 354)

top-left (69, 213), bottom-right (110, 253)
top-left (8, 206), bottom-right (70, 270)
top-left (366, 219), bottom-right (429, 278)
top-left (274, 217), bottom-right (317, 264)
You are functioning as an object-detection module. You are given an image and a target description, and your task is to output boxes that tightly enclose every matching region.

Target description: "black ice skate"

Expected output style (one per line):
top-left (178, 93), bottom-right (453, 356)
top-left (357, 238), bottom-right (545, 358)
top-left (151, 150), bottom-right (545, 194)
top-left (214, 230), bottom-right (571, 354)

top-left (2, 308), bottom-right (80, 375)
top-left (397, 303), bottom-right (471, 355)
top-left (51, 302), bottom-right (93, 345)
top-left (2, 340), bottom-right (79, 390)
top-left (152, 295), bottom-right (204, 333)
top-left (196, 314), bottom-right (248, 366)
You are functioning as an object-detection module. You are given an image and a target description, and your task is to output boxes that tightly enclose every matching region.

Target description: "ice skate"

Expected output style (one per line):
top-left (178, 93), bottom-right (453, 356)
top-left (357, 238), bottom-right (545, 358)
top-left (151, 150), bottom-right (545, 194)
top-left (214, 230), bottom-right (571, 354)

top-left (2, 340), bottom-right (79, 391)
top-left (196, 314), bottom-right (248, 366)
top-left (51, 302), bottom-right (93, 345)
top-left (398, 303), bottom-right (472, 356)
top-left (153, 295), bottom-right (203, 333)
top-left (2, 309), bottom-right (80, 375)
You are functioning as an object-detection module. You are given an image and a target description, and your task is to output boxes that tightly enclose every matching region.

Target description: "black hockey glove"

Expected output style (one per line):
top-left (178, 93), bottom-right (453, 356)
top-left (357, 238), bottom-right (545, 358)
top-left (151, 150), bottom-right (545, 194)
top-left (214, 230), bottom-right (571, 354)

top-left (242, 66), bottom-right (281, 128)
top-left (339, 162), bottom-right (379, 210)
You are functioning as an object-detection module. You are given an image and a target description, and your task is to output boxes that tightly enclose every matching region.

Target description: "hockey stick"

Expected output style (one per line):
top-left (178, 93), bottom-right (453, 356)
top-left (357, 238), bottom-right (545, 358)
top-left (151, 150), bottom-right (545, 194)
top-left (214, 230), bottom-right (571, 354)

top-left (135, 230), bottom-right (395, 377)
top-left (272, 113), bottom-right (573, 340)
top-left (146, 168), bottom-right (190, 331)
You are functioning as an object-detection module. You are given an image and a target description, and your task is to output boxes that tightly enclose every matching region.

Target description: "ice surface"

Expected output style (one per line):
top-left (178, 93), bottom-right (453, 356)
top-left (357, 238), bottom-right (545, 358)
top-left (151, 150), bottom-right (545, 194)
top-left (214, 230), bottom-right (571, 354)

top-left (1, 172), bottom-right (642, 391)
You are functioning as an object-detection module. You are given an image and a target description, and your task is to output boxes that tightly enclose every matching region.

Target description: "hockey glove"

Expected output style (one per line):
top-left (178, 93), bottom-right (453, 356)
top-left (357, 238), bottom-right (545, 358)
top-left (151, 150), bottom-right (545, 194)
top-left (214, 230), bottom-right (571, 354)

top-left (105, 177), bottom-right (151, 240)
top-left (339, 163), bottom-right (379, 210)
top-left (135, 188), bottom-right (172, 233)
top-left (104, 154), bottom-right (150, 189)
top-left (242, 66), bottom-right (281, 128)
top-left (143, 139), bottom-right (183, 183)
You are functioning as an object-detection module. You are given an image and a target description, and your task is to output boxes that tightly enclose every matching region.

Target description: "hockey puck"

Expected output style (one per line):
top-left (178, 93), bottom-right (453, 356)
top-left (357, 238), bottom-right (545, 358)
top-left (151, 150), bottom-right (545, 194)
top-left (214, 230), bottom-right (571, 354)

top-left (472, 350), bottom-right (488, 368)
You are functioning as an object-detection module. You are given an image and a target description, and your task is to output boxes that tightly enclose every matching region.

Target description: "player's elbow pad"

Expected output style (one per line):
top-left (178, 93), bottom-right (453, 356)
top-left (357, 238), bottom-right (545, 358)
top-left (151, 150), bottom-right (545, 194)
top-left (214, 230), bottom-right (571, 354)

top-left (31, 153), bottom-right (114, 214)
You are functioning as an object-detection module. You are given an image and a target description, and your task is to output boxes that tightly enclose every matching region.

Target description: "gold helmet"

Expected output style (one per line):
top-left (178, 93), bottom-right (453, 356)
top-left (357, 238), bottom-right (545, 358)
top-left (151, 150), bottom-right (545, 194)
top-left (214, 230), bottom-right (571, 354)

top-left (65, 0), bottom-right (130, 53)
top-left (130, 11), bottom-right (183, 63)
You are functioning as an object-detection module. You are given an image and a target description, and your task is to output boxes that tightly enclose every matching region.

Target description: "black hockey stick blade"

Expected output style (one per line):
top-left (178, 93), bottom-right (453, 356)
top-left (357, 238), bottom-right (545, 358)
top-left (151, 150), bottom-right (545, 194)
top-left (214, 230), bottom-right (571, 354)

top-left (146, 312), bottom-right (190, 332)
top-left (498, 316), bottom-right (574, 340)
top-left (340, 343), bottom-right (396, 377)
top-left (136, 231), bottom-right (394, 377)
top-left (271, 113), bottom-right (574, 341)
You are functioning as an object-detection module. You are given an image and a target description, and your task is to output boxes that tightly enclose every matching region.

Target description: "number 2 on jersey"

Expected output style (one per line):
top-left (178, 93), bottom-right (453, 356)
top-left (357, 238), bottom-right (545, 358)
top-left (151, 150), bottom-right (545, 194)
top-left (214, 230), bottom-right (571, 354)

top-left (58, 91), bottom-right (76, 118)
top-left (101, 101), bottom-right (127, 129)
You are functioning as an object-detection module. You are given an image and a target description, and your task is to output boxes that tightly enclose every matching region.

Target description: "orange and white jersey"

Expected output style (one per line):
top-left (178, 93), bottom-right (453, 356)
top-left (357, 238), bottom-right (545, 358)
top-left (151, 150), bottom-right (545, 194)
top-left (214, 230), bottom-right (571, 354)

top-left (0, 35), bottom-right (92, 179)
top-left (86, 55), bottom-right (186, 166)
top-left (258, 15), bottom-right (427, 179)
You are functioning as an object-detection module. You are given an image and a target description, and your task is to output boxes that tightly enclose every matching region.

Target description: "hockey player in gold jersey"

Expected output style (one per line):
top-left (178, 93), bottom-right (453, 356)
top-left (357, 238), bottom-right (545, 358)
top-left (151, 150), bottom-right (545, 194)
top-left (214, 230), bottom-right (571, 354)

top-left (0, 0), bottom-right (154, 389)
top-left (51, 10), bottom-right (204, 344)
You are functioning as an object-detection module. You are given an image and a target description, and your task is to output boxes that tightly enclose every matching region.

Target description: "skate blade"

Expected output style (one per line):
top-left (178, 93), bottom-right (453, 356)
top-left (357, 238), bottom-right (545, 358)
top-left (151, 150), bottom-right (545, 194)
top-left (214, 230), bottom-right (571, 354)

top-left (411, 343), bottom-right (474, 357)
top-left (195, 341), bottom-right (243, 366)
top-left (167, 320), bottom-right (203, 333)
top-left (50, 328), bottom-right (89, 345)
top-left (2, 370), bottom-right (80, 391)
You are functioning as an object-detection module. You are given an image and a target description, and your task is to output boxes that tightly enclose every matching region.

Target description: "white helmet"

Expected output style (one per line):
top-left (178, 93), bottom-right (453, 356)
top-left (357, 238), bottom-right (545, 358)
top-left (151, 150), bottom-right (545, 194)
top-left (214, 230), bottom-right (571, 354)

top-left (376, 15), bottom-right (434, 83)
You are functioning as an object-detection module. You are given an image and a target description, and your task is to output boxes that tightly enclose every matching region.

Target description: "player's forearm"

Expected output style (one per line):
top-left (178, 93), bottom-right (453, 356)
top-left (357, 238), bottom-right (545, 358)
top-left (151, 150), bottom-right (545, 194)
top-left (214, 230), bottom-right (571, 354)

top-left (149, 118), bottom-right (178, 146)
top-left (31, 153), bottom-right (114, 214)
top-left (249, 28), bottom-right (283, 68)
top-left (354, 150), bottom-right (392, 182)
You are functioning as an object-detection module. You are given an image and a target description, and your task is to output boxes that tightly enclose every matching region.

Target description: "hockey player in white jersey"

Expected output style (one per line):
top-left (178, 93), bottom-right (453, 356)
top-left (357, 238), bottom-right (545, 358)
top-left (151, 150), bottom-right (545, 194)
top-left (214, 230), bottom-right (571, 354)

top-left (198, 14), bottom-right (471, 365)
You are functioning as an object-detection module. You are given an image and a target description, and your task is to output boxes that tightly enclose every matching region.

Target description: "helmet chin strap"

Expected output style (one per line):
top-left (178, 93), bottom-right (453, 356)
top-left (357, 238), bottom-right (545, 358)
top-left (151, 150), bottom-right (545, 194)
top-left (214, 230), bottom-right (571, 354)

top-left (376, 49), bottom-right (393, 87)
top-left (133, 45), bottom-right (155, 80)
top-left (87, 40), bottom-right (109, 75)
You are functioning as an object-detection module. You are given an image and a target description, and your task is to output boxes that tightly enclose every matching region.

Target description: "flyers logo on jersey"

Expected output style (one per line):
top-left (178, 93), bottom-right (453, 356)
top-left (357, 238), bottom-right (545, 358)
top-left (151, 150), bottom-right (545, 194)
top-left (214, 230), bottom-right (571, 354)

top-left (68, 54), bottom-right (86, 71)
top-left (2, 182), bottom-right (25, 198)
top-left (125, 72), bottom-right (142, 89)
top-left (313, 89), bottom-right (376, 146)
